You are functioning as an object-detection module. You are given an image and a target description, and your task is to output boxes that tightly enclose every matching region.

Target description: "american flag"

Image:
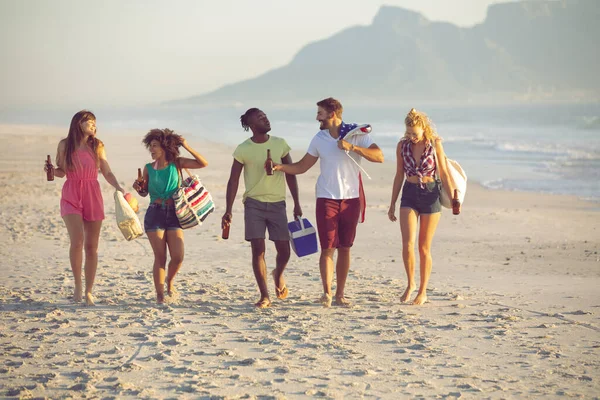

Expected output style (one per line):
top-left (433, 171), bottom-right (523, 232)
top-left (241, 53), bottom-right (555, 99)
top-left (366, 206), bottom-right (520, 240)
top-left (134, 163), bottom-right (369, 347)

top-left (338, 121), bottom-right (367, 223)
top-left (339, 122), bottom-right (359, 140)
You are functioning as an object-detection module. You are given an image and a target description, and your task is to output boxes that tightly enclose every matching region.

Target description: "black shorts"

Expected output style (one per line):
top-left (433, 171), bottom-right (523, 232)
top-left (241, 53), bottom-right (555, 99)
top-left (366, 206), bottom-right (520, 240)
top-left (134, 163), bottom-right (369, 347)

top-left (144, 203), bottom-right (182, 232)
top-left (400, 180), bottom-right (442, 214)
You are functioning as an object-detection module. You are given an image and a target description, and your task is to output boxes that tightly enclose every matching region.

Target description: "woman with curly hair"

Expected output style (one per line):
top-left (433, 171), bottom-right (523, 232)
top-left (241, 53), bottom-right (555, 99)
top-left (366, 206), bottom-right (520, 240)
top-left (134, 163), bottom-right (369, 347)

top-left (133, 129), bottom-right (208, 304)
top-left (45, 110), bottom-right (125, 306)
top-left (387, 109), bottom-right (458, 305)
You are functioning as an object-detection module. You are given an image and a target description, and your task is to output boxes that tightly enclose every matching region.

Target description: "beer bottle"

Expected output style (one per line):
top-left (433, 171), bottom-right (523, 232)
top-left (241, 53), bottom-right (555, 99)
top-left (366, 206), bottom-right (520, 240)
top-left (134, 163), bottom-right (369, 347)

top-left (222, 223), bottom-right (230, 240)
top-left (452, 189), bottom-right (461, 215)
top-left (136, 168), bottom-right (147, 194)
top-left (266, 149), bottom-right (274, 176)
top-left (46, 155), bottom-right (54, 181)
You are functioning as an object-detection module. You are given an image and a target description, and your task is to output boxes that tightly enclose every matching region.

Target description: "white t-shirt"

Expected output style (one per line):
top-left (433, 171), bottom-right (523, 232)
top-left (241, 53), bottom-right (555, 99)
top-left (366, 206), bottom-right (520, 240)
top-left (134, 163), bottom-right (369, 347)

top-left (307, 129), bottom-right (374, 199)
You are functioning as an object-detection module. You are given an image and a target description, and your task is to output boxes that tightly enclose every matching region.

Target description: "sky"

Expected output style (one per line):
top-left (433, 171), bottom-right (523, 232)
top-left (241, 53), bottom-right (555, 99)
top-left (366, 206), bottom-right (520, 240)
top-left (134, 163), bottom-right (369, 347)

top-left (0, 0), bottom-right (516, 109)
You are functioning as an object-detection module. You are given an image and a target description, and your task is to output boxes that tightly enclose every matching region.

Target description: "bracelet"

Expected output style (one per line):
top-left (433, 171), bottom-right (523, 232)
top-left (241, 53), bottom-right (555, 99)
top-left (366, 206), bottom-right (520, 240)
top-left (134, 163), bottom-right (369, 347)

top-left (350, 144), bottom-right (355, 152)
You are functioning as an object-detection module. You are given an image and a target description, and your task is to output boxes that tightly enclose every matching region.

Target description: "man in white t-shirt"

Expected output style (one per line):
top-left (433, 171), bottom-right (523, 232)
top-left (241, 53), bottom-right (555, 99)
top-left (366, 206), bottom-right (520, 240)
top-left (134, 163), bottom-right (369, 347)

top-left (273, 97), bottom-right (384, 307)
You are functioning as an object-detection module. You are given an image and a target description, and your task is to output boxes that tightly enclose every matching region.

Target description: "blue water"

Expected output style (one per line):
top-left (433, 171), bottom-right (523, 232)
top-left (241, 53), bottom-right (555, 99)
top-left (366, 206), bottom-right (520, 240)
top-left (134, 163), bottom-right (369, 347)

top-left (2, 103), bottom-right (599, 201)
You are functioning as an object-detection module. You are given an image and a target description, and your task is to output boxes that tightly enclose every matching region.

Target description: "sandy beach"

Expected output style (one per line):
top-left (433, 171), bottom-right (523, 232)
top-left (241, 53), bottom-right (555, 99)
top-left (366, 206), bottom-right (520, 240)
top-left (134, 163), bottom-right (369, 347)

top-left (0, 124), bottom-right (599, 399)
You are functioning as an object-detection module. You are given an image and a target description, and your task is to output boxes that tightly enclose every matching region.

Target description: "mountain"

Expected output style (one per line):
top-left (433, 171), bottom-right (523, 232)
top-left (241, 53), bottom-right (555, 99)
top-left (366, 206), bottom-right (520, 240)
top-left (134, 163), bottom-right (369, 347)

top-left (173, 0), bottom-right (600, 107)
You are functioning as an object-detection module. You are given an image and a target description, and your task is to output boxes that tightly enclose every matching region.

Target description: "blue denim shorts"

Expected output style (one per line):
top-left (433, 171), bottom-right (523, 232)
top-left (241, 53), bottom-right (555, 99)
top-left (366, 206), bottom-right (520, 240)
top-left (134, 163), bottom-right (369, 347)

top-left (400, 180), bottom-right (442, 214)
top-left (144, 203), bottom-right (182, 232)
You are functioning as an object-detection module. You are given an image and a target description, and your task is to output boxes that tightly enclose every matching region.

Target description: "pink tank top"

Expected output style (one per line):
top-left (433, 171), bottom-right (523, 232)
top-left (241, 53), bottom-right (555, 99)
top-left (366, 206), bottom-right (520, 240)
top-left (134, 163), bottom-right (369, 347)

top-left (65, 149), bottom-right (99, 181)
top-left (60, 149), bottom-right (104, 220)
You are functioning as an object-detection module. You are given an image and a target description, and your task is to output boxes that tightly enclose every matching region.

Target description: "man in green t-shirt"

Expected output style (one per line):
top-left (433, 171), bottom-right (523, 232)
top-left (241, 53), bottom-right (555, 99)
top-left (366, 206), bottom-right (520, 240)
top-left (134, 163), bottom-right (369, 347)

top-left (222, 108), bottom-right (302, 308)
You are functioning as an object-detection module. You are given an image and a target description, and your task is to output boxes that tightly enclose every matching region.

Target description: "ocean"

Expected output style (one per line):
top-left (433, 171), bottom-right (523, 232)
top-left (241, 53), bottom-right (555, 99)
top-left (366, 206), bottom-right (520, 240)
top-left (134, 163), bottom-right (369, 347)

top-left (2, 103), bottom-right (599, 202)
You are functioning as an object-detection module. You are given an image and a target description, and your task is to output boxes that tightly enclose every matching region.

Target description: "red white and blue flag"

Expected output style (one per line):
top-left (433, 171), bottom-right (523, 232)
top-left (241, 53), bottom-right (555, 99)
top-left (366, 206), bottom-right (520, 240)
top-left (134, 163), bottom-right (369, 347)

top-left (338, 121), bottom-right (371, 223)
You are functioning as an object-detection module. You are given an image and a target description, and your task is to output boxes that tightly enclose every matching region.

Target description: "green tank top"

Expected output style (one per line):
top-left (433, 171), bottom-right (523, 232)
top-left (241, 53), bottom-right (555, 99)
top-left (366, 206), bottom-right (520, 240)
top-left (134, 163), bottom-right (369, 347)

top-left (146, 162), bottom-right (180, 203)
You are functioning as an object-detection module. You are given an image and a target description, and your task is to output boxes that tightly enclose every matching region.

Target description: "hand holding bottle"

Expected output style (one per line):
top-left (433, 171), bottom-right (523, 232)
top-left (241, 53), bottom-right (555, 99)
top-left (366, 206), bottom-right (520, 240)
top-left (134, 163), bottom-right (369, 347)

top-left (133, 168), bottom-right (147, 195)
top-left (265, 149), bottom-right (274, 175)
top-left (45, 155), bottom-right (54, 181)
top-left (221, 212), bottom-right (232, 240)
top-left (452, 189), bottom-right (461, 215)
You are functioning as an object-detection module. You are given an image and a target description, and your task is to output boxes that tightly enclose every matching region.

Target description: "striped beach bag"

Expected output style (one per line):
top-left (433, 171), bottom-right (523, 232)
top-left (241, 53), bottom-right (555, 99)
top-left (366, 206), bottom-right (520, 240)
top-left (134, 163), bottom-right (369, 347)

top-left (172, 165), bottom-right (215, 229)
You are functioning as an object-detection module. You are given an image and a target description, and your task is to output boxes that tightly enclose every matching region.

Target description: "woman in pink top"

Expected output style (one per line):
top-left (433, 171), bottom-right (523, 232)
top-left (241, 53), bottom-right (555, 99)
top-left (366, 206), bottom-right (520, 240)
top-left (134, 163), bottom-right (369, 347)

top-left (45, 110), bottom-right (124, 305)
top-left (388, 109), bottom-right (457, 305)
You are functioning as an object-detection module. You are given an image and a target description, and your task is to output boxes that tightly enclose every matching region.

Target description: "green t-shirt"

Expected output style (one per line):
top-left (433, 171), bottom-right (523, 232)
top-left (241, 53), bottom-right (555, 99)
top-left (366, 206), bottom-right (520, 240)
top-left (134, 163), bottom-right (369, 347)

top-left (233, 136), bottom-right (291, 203)
top-left (146, 161), bottom-right (179, 203)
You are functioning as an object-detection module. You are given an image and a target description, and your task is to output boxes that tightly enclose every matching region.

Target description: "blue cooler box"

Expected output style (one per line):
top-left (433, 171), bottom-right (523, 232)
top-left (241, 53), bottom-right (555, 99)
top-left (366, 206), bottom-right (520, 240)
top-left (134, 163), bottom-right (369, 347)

top-left (288, 218), bottom-right (318, 257)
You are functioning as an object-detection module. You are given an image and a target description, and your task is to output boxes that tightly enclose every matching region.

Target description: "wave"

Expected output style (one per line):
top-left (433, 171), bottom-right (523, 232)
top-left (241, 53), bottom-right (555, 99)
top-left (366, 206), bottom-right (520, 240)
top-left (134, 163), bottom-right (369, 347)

top-left (494, 142), bottom-right (600, 161)
top-left (480, 178), bottom-right (600, 202)
top-left (576, 115), bottom-right (600, 130)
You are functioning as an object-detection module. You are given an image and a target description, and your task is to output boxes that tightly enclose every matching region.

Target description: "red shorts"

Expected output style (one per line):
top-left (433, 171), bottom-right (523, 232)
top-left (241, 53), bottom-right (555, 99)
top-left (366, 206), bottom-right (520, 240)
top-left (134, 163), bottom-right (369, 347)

top-left (315, 197), bottom-right (360, 249)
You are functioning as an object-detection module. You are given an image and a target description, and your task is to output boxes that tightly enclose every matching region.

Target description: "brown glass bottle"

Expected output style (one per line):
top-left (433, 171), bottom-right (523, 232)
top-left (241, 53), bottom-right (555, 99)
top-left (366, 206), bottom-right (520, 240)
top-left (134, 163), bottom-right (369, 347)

top-left (136, 168), bottom-right (147, 194)
top-left (222, 223), bottom-right (230, 240)
top-left (46, 155), bottom-right (54, 181)
top-left (266, 149), bottom-right (274, 175)
top-left (452, 189), bottom-right (461, 215)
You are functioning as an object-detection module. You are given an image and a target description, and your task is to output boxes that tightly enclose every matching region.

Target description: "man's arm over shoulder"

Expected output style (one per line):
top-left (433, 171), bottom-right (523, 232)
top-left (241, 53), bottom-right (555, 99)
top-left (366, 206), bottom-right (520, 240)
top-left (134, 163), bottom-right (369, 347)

top-left (276, 153), bottom-right (317, 175)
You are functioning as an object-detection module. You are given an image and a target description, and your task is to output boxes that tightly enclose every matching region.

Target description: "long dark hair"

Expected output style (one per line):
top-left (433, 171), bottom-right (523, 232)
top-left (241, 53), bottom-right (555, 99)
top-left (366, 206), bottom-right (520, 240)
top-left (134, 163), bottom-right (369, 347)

top-left (142, 128), bottom-right (182, 162)
top-left (64, 110), bottom-right (101, 170)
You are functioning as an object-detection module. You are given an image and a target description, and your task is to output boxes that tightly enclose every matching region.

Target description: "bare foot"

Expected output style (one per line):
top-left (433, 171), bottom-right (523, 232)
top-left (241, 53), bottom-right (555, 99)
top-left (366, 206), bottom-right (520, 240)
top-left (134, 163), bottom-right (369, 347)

top-left (412, 292), bottom-right (428, 305)
top-left (167, 285), bottom-right (179, 298)
top-left (318, 293), bottom-right (332, 308)
top-left (255, 297), bottom-right (271, 308)
top-left (73, 292), bottom-right (82, 303)
top-left (166, 279), bottom-right (176, 296)
top-left (165, 289), bottom-right (180, 305)
top-left (85, 292), bottom-right (95, 306)
top-left (157, 292), bottom-right (165, 304)
top-left (334, 296), bottom-right (352, 308)
top-left (400, 284), bottom-right (416, 303)
top-left (73, 285), bottom-right (83, 302)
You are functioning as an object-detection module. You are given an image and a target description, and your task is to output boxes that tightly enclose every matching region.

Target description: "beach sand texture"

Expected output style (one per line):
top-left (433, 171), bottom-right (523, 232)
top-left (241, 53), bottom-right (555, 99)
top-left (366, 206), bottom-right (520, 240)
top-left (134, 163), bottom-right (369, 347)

top-left (1, 125), bottom-right (599, 399)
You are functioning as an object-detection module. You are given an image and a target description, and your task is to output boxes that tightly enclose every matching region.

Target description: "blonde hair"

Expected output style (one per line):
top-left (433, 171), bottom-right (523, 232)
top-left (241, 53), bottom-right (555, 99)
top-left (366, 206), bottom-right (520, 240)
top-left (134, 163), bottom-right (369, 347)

top-left (403, 108), bottom-right (438, 143)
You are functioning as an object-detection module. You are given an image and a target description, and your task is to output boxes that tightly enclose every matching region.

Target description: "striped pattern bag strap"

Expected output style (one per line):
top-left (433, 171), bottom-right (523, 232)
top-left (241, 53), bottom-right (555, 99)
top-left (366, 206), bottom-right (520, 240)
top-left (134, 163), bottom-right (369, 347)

top-left (175, 159), bottom-right (203, 227)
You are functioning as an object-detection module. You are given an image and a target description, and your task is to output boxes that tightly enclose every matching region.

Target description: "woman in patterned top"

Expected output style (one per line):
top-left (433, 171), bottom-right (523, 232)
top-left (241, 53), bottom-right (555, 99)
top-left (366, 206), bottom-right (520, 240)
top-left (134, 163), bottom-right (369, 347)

top-left (388, 109), bottom-right (456, 305)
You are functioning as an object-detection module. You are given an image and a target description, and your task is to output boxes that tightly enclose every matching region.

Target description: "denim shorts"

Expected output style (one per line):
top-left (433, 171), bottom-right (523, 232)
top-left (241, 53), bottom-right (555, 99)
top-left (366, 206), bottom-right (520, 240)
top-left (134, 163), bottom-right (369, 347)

top-left (400, 180), bottom-right (442, 214)
top-left (144, 203), bottom-right (182, 232)
top-left (244, 197), bottom-right (289, 241)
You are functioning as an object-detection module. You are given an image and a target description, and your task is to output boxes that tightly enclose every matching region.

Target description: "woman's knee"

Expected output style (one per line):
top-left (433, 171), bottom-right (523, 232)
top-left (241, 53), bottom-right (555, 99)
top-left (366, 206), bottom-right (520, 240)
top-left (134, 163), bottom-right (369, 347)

top-left (154, 254), bottom-right (168, 266)
top-left (170, 253), bottom-right (184, 265)
top-left (83, 241), bottom-right (99, 255)
top-left (402, 240), bottom-right (416, 252)
top-left (70, 239), bottom-right (84, 252)
top-left (418, 245), bottom-right (431, 258)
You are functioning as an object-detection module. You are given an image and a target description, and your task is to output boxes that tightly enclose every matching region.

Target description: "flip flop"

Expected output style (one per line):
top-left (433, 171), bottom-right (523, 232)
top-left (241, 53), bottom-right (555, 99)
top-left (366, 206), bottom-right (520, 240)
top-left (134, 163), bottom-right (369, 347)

top-left (271, 270), bottom-right (289, 300)
top-left (275, 285), bottom-right (289, 300)
top-left (255, 298), bottom-right (271, 308)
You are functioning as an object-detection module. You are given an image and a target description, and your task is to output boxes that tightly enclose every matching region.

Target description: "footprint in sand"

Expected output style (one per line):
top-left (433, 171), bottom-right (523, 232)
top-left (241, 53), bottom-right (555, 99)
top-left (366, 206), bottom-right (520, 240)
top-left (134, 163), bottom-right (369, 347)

top-left (70, 382), bottom-right (96, 392)
top-left (273, 366), bottom-right (290, 374)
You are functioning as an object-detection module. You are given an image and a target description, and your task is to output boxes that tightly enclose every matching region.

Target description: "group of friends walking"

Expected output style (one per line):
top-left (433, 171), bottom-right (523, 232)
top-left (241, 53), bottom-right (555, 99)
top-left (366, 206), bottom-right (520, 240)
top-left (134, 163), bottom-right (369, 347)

top-left (46, 97), bottom-right (459, 308)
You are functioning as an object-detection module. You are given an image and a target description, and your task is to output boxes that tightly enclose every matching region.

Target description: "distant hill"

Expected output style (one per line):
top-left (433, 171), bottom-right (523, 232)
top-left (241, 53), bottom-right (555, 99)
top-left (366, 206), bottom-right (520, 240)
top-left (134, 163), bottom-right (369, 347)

top-left (173, 0), bottom-right (600, 107)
